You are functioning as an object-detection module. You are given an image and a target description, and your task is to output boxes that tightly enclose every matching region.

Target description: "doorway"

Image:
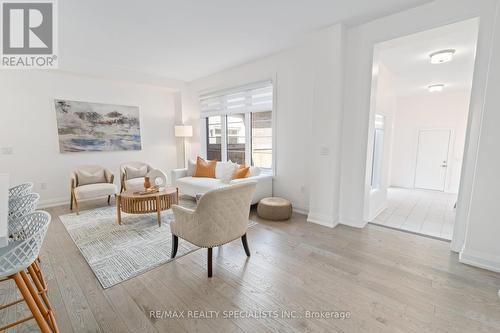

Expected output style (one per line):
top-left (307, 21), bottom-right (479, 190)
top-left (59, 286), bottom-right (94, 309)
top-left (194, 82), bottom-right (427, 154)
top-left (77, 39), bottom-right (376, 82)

top-left (365, 18), bottom-right (479, 241)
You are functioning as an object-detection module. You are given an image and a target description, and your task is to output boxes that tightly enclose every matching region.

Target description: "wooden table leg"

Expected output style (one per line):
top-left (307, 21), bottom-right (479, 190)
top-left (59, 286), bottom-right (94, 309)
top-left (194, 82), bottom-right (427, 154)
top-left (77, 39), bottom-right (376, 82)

top-left (116, 195), bottom-right (122, 225)
top-left (156, 196), bottom-right (161, 227)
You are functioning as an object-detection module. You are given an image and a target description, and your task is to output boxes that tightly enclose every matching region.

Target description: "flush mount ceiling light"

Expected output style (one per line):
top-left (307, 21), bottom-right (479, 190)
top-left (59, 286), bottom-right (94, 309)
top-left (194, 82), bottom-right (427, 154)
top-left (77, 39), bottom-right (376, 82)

top-left (428, 84), bottom-right (445, 92)
top-left (429, 49), bottom-right (456, 64)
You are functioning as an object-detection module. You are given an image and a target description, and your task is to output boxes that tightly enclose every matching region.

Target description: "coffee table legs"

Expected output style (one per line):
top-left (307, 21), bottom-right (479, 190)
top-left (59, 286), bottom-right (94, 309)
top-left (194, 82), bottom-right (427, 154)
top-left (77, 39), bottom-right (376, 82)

top-left (156, 196), bottom-right (161, 227)
top-left (116, 195), bottom-right (122, 225)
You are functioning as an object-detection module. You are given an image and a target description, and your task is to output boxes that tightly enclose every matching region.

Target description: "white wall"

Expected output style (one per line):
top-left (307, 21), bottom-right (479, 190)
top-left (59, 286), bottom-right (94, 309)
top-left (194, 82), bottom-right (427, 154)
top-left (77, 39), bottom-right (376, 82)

top-left (306, 25), bottom-right (345, 227)
top-left (459, 3), bottom-right (500, 272)
top-left (0, 174), bottom-right (8, 247)
top-left (0, 71), bottom-right (179, 206)
top-left (365, 62), bottom-right (396, 221)
top-left (390, 90), bottom-right (470, 193)
top-left (188, 24), bottom-right (345, 224)
top-left (339, 0), bottom-right (498, 232)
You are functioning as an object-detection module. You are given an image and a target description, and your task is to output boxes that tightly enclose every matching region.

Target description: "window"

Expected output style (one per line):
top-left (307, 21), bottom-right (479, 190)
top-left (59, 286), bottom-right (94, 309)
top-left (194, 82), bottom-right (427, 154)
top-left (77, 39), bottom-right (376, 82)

top-left (206, 116), bottom-right (222, 161)
top-left (227, 113), bottom-right (246, 164)
top-left (251, 111), bottom-right (272, 169)
top-left (201, 81), bottom-right (273, 171)
top-left (371, 114), bottom-right (385, 190)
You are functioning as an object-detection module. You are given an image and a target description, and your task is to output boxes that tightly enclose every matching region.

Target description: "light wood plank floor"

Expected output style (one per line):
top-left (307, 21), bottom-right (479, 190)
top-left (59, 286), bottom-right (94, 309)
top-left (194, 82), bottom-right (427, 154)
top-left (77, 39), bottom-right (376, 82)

top-left (2, 199), bottom-right (500, 333)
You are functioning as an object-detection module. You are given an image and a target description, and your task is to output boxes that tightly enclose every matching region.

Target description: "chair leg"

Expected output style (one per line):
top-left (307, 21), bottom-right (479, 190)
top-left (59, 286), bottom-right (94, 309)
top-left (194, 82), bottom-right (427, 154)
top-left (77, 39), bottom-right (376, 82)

top-left (20, 271), bottom-right (49, 317)
top-left (74, 196), bottom-right (79, 215)
top-left (33, 260), bottom-right (46, 290)
top-left (12, 273), bottom-right (52, 333)
top-left (28, 265), bottom-right (50, 309)
top-left (171, 235), bottom-right (178, 259)
top-left (107, 195), bottom-right (111, 205)
top-left (242, 234), bottom-right (251, 257)
top-left (207, 248), bottom-right (213, 278)
top-left (25, 267), bottom-right (59, 333)
top-left (70, 192), bottom-right (73, 211)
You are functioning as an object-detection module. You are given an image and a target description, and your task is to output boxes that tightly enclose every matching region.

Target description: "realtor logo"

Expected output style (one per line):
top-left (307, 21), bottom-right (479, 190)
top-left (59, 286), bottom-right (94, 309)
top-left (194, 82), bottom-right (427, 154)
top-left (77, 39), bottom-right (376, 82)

top-left (1, 0), bottom-right (57, 68)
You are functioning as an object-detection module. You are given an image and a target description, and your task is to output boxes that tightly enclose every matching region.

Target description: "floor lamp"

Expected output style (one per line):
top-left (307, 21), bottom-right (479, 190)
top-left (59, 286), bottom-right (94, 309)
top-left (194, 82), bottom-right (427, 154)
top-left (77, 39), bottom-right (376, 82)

top-left (175, 125), bottom-right (193, 168)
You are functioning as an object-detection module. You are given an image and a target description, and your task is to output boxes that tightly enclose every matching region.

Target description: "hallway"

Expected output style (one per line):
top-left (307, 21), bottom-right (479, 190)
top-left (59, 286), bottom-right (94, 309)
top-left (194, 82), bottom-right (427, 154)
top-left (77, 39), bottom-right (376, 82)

top-left (372, 187), bottom-right (456, 240)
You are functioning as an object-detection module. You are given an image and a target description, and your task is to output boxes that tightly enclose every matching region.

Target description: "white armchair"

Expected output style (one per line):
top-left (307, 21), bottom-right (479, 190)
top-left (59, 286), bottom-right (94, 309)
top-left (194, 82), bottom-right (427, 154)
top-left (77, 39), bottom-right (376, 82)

top-left (70, 165), bottom-right (117, 214)
top-left (170, 182), bottom-right (257, 277)
top-left (119, 161), bottom-right (153, 192)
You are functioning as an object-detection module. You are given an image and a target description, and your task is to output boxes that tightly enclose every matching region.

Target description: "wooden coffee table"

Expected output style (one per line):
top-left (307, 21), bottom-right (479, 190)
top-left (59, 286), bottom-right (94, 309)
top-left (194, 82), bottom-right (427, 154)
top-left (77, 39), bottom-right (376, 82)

top-left (116, 187), bottom-right (178, 226)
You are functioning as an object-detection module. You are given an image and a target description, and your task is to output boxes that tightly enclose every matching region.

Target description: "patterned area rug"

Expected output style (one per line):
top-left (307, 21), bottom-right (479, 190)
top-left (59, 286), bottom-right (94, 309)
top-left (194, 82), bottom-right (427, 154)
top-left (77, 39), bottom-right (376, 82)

top-left (59, 199), bottom-right (255, 289)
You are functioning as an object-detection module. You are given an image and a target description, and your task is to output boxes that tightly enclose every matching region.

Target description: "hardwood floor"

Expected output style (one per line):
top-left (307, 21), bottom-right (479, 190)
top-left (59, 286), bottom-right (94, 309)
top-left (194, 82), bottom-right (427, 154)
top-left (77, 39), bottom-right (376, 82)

top-left (2, 199), bottom-right (500, 332)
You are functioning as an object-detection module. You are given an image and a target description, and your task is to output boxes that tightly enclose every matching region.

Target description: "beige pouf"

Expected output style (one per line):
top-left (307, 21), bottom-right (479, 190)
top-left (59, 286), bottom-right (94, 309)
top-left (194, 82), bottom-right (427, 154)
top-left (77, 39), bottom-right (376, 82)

top-left (257, 197), bottom-right (292, 221)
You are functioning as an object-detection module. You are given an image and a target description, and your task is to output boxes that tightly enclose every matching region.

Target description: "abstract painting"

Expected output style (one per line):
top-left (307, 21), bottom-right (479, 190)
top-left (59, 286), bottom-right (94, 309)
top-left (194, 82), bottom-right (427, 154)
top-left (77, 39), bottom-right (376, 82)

top-left (54, 99), bottom-right (142, 153)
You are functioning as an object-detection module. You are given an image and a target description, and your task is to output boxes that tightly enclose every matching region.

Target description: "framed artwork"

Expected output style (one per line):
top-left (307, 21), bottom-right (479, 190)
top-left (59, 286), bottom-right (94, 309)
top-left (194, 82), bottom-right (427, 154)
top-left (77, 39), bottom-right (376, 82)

top-left (54, 99), bottom-right (142, 153)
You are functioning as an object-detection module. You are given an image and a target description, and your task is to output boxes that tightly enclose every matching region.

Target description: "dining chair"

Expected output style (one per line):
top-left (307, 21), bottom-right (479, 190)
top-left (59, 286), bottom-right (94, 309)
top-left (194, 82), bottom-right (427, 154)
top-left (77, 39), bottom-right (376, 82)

top-left (8, 182), bottom-right (34, 199)
top-left (0, 211), bottom-right (59, 332)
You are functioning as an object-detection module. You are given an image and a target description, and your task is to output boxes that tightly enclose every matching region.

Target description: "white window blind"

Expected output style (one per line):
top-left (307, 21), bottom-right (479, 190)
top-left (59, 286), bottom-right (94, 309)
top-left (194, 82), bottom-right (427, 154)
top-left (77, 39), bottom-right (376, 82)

top-left (200, 81), bottom-right (273, 117)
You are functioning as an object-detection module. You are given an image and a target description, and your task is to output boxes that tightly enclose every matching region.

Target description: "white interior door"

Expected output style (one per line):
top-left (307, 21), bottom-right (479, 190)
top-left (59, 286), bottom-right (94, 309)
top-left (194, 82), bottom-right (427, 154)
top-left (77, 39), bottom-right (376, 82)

top-left (414, 129), bottom-right (451, 191)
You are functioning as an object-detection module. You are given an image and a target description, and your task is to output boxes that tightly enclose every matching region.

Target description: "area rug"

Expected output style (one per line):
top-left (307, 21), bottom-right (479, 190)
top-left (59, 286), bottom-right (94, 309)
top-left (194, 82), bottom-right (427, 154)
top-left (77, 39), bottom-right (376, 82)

top-left (59, 200), bottom-right (256, 289)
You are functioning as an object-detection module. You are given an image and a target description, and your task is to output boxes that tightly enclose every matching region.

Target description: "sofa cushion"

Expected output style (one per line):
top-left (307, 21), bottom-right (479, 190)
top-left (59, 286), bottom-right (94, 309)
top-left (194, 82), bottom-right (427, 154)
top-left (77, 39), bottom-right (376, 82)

top-left (215, 161), bottom-right (238, 183)
top-left (233, 166), bottom-right (250, 179)
top-left (175, 177), bottom-right (225, 197)
top-left (231, 177), bottom-right (259, 185)
top-left (249, 166), bottom-right (261, 177)
top-left (187, 159), bottom-right (197, 176)
top-left (194, 156), bottom-right (216, 178)
top-left (125, 177), bottom-right (144, 191)
top-left (125, 165), bottom-right (148, 179)
top-left (76, 169), bottom-right (106, 186)
top-left (74, 183), bottom-right (116, 200)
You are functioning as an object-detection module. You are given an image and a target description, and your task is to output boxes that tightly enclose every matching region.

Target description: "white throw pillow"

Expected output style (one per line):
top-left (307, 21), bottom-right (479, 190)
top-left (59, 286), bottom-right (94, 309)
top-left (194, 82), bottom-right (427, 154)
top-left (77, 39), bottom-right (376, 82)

top-left (125, 165), bottom-right (148, 179)
top-left (249, 166), bottom-right (261, 177)
top-left (77, 169), bottom-right (106, 186)
top-left (187, 159), bottom-right (197, 176)
top-left (215, 161), bottom-right (238, 183)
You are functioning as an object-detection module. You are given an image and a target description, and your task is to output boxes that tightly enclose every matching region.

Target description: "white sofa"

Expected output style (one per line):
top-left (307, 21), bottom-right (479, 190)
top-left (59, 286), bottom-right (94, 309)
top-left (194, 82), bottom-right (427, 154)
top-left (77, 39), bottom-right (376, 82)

top-left (171, 165), bottom-right (272, 205)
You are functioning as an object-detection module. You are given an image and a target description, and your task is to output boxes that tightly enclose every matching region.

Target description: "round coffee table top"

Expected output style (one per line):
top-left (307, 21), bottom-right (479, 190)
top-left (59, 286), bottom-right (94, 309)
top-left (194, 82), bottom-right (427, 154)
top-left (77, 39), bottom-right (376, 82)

top-left (120, 187), bottom-right (177, 199)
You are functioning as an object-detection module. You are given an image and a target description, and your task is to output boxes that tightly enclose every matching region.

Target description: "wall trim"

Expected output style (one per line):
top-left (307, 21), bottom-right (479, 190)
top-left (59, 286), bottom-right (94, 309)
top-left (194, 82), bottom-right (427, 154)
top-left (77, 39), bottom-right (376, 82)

top-left (38, 196), bottom-right (68, 209)
top-left (307, 212), bottom-right (339, 228)
top-left (459, 248), bottom-right (500, 273)
top-left (293, 206), bottom-right (309, 216)
top-left (339, 217), bottom-right (366, 228)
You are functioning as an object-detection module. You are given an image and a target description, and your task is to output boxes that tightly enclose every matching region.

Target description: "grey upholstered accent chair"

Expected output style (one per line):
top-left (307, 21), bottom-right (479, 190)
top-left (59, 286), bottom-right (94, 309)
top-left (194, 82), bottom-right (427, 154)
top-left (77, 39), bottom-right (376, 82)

top-left (70, 165), bottom-right (116, 215)
top-left (119, 161), bottom-right (153, 192)
top-left (170, 182), bottom-right (257, 277)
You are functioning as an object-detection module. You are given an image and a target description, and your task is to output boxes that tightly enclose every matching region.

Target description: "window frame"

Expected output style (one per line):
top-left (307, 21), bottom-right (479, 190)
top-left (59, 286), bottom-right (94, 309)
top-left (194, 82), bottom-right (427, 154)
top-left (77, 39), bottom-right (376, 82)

top-left (205, 115), bottom-right (224, 162)
top-left (200, 80), bottom-right (276, 175)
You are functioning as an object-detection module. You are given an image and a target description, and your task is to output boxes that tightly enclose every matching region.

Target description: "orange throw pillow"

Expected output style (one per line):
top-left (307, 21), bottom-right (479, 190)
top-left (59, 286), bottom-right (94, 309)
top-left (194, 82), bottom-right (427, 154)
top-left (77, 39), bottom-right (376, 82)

top-left (194, 156), bottom-right (217, 178)
top-left (233, 165), bottom-right (250, 179)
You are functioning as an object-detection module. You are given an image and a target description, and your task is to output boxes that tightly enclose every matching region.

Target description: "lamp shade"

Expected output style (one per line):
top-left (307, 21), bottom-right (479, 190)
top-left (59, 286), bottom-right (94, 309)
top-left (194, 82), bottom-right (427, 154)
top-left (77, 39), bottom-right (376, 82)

top-left (175, 125), bottom-right (193, 137)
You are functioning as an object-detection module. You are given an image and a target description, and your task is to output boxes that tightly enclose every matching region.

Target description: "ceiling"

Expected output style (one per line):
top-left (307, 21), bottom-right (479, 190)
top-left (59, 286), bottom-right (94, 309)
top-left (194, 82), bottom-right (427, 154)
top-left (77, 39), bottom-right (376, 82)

top-left (59, 0), bottom-right (431, 82)
top-left (376, 18), bottom-right (479, 97)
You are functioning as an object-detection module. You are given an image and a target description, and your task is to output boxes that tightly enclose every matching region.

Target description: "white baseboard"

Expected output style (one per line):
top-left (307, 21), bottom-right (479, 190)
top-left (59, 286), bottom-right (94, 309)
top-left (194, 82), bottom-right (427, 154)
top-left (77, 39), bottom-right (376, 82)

top-left (307, 212), bottom-right (339, 228)
top-left (459, 248), bottom-right (500, 273)
top-left (292, 206), bottom-right (309, 216)
top-left (339, 217), bottom-right (366, 228)
top-left (38, 196), bottom-right (68, 209)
